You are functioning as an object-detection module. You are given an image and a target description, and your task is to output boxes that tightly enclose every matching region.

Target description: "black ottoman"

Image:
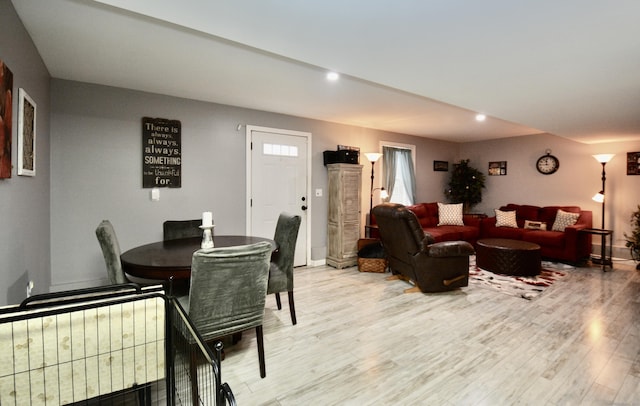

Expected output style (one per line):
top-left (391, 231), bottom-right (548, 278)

top-left (476, 238), bottom-right (541, 276)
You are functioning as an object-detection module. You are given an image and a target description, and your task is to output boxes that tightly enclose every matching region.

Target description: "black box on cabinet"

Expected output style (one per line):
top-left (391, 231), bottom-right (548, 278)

top-left (323, 150), bottom-right (360, 166)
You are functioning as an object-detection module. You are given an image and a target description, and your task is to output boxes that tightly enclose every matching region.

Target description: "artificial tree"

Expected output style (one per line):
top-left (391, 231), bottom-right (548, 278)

top-left (445, 159), bottom-right (486, 213)
top-left (624, 205), bottom-right (640, 270)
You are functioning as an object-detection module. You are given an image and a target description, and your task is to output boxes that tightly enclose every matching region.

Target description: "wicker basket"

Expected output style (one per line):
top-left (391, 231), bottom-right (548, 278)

top-left (357, 238), bottom-right (388, 273)
top-left (357, 257), bottom-right (388, 273)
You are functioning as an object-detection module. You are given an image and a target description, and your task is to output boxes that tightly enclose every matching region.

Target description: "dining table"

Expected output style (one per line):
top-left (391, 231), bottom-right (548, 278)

top-left (120, 235), bottom-right (277, 282)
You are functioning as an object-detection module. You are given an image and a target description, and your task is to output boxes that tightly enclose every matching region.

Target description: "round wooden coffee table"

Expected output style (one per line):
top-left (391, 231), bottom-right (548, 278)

top-left (476, 238), bottom-right (541, 276)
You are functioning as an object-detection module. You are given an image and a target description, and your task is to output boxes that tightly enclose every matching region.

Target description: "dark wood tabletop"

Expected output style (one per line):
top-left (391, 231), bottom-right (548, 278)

top-left (120, 235), bottom-right (276, 281)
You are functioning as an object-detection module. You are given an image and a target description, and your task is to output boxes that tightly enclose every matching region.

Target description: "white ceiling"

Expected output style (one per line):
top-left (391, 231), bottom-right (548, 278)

top-left (12, 0), bottom-right (640, 144)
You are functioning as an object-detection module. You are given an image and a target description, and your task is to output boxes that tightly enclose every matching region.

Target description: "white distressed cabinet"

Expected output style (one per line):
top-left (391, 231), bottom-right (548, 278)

top-left (326, 163), bottom-right (362, 268)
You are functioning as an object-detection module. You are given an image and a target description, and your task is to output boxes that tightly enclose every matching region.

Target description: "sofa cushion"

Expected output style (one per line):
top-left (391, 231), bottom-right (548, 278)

top-left (484, 225), bottom-right (525, 240)
top-left (495, 209), bottom-right (518, 228)
top-left (539, 206), bottom-right (581, 226)
top-left (437, 203), bottom-right (464, 226)
top-left (501, 204), bottom-right (540, 226)
top-left (457, 225), bottom-right (481, 241)
top-left (552, 209), bottom-right (580, 231)
top-left (423, 202), bottom-right (439, 227)
top-left (426, 225), bottom-right (479, 242)
top-left (426, 226), bottom-right (460, 241)
top-left (523, 230), bottom-right (566, 248)
top-left (407, 204), bottom-right (432, 228)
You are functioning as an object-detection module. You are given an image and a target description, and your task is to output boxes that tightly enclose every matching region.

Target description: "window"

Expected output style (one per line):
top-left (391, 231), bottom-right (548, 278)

top-left (382, 144), bottom-right (416, 206)
top-left (263, 143), bottom-right (298, 157)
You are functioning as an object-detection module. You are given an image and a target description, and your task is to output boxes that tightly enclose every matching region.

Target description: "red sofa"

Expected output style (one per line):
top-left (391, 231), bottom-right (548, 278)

top-left (371, 202), bottom-right (482, 245)
top-left (371, 202), bottom-right (593, 264)
top-left (481, 203), bottom-right (592, 263)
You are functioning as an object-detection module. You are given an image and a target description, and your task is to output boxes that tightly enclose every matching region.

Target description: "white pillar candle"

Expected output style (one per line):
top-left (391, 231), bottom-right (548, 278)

top-left (202, 211), bottom-right (213, 227)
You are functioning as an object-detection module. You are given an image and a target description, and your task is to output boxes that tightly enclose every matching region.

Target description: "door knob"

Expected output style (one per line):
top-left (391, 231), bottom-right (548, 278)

top-left (301, 205), bottom-right (307, 211)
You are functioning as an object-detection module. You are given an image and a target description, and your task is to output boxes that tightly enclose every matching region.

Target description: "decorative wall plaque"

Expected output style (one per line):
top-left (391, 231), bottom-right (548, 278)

top-left (142, 117), bottom-right (181, 188)
top-left (488, 161), bottom-right (507, 176)
top-left (628, 152), bottom-right (640, 175)
top-left (0, 59), bottom-right (13, 179)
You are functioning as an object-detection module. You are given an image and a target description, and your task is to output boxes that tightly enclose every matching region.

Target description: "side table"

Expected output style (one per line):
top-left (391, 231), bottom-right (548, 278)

top-left (365, 224), bottom-right (379, 239)
top-left (579, 228), bottom-right (613, 271)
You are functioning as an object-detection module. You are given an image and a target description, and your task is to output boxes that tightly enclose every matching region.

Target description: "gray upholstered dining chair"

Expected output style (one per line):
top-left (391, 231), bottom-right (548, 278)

top-left (267, 212), bottom-right (302, 325)
top-left (95, 220), bottom-right (129, 284)
top-left (179, 241), bottom-right (272, 378)
top-left (163, 219), bottom-right (202, 241)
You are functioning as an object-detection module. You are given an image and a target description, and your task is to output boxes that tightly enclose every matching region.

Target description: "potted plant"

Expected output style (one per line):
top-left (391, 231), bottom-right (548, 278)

top-left (445, 159), bottom-right (486, 213)
top-left (624, 205), bottom-right (640, 270)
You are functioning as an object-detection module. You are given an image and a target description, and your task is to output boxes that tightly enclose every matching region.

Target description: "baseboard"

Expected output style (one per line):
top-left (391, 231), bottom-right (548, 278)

top-left (307, 258), bottom-right (326, 267)
top-left (49, 278), bottom-right (107, 293)
top-left (592, 243), bottom-right (632, 260)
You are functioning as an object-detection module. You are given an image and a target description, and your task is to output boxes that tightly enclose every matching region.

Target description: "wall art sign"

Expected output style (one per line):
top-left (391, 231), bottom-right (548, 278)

top-left (17, 88), bottom-right (36, 176)
top-left (0, 59), bottom-right (13, 179)
top-left (142, 117), bottom-right (181, 188)
top-left (488, 161), bottom-right (507, 176)
top-left (433, 160), bottom-right (448, 171)
top-left (627, 152), bottom-right (640, 175)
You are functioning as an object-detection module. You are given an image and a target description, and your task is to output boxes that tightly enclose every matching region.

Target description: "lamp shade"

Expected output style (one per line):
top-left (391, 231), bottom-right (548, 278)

top-left (592, 192), bottom-right (604, 203)
top-left (365, 152), bottom-right (382, 163)
top-left (593, 154), bottom-right (615, 163)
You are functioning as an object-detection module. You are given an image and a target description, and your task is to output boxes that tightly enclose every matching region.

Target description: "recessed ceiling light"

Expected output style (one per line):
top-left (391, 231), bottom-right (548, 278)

top-left (475, 114), bottom-right (486, 122)
top-left (326, 71), bottom-right (339, 81)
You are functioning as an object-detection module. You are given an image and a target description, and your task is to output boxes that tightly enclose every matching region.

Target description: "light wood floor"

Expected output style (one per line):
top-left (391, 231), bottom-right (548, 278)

top-left (221, 258), bottom-right (640, 405)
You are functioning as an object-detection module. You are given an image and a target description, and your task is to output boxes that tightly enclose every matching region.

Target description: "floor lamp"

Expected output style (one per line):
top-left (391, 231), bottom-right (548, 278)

top-left (592, 154), bottom-right (615, 229)
top-left (592, 153), bottom-right (614, 269)
top-left (365, 152), bottom-right (382, 237)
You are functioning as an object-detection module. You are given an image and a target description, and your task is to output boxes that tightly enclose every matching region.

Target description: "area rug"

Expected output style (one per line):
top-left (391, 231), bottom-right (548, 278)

top-left (468, 256), bottom-right (572, 300)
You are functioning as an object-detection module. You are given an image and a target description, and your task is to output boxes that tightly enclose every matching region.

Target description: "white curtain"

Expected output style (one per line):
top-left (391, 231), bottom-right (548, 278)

top-left (383, 146), bottom-right (416, 205)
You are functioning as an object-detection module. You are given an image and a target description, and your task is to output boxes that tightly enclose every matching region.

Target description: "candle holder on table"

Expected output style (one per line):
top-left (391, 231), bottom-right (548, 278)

top-left (200, 225), bottom-right (215, 250)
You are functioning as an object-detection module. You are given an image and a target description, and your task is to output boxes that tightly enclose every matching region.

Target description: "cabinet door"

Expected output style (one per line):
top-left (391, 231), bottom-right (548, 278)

top-left (341, 170), bottom-right (361, 223)
top-left (342, 223), bottom-right (360, 259)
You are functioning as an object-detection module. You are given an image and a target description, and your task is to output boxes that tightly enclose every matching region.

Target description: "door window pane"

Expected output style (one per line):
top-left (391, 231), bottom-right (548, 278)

top-left (263, 143), bottom-right (298, 157)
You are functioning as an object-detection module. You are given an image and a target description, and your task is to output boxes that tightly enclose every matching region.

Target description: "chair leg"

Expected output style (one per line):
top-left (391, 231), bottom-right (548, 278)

top-left (287, 290), bottom-right (297, 325)
top-left (256, 325), bottom-right (266, 378)
top-left (275, 292), bottom-right (282, 310)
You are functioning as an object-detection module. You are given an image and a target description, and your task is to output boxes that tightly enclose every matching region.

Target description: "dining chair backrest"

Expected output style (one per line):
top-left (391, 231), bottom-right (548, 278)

top-left (163, 219), bottom-right (202, 241)
top-left (186, 241), bottom-right (272, 341)
top-left (95, 220), bottom-right (128, 284)
top-left (268, 212), bottom-right (302, 294)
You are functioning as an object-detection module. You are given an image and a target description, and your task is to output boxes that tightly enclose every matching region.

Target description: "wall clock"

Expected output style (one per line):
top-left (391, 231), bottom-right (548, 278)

top-left (536, 150), bottom-right (560, 175)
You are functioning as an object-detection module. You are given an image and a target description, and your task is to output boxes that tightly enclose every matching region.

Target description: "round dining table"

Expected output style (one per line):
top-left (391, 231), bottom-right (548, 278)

top-left (120, 235), bottom-right (276, 281)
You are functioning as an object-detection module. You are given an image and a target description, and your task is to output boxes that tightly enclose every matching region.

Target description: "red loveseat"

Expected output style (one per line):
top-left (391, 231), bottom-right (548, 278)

top-left (481, 203), bottom-right (592, 263)
top-left (371, 202), bottom-right (482, 245)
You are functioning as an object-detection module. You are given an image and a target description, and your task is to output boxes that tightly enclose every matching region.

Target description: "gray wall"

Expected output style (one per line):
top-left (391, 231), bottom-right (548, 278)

top-left (0, 0), bottom-right (51, 305)
top-left (50, 79), bottom-right (459, 291)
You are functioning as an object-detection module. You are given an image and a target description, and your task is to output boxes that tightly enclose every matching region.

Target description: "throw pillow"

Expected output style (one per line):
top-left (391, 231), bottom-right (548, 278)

top-left (437, 202), bottom-right (464, 226)
top-left (524, 220), bottom-right (547, 230)
top-left (495, 209), bottom-right (518, 228)
top-left (551, 209), bottom-right (580, 231)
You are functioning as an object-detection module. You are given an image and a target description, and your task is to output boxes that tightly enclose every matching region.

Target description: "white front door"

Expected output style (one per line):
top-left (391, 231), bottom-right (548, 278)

top-left (247, 126), bottom-right (310, 266)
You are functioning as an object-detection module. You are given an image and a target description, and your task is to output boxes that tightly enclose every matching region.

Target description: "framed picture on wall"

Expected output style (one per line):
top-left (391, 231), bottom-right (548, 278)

top-left (17, 88), bottom-right (36, 177)
top-left (627, 152), bottom-right (640, 175)
top-left (0, 59), bottom-right (13, 179)
top-left (433, 160), bottom-right (448, 171)
top-left (488, 161), bottom-right (507, 176)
